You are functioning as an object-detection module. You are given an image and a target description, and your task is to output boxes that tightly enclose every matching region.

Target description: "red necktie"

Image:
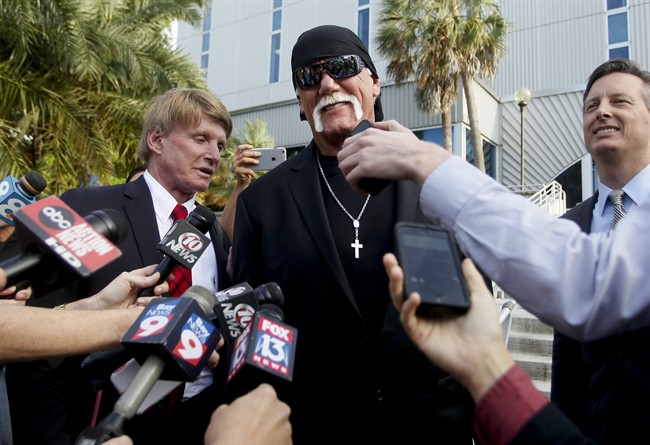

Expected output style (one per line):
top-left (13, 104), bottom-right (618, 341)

top-left (168, 204), bottom-right (191, 297)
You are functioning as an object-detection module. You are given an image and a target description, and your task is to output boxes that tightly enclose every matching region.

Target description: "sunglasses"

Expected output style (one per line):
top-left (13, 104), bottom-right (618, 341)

top-left (293, 55), bottom-right (366, 89)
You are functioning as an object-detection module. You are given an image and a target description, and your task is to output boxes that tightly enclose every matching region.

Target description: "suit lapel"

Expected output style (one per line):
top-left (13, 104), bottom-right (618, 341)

top-left (565, 192), bottom-right (598, 233)
top-left (286, 143), bottom-right (362, 319)
top-left (122, 178), bottom-right (161, 266)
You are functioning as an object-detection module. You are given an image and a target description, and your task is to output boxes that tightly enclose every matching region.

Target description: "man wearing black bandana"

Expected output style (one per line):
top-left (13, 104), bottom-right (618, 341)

top-left (231, 25), bottom-right (475, 444)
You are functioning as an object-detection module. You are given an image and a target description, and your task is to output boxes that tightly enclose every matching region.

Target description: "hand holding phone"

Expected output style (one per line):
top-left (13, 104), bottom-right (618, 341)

top-left (244, 147), bottom-right (287, 171)
top-left (345, 120), bottom-right (392, 196)
top-left (394, 222), bottom-right (471, 316)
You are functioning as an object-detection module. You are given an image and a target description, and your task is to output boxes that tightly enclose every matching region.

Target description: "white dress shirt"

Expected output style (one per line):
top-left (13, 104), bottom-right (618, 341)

top-left (419, 156), bottom-right (650, 342)
top-left (143, 170), bottom-right (217, 397)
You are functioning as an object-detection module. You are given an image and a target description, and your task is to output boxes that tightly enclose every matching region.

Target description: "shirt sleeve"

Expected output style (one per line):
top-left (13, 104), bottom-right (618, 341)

top-left (419, 156), bottom-right (650, 341)
top-left (474, 364), bottom-right (548, 445)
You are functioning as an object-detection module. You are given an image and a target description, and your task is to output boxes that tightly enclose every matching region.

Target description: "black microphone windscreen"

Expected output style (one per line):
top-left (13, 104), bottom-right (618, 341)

top-left (21, 171), bottom-right (47, 196)
top-left (187, 205), bottom-right (216, 232)
top-left (85, 209), bottom-right (128, 246)
top-left (259, 303), bottom-right (284, 321)
top-left (254, 282), bottom-right (284, 306)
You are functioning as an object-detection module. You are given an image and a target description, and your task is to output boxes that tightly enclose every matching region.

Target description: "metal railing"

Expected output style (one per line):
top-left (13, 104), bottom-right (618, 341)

top-left (494, 180), bottom-right (567, 343)
top-left (506, 181), bottom-right (567, 217)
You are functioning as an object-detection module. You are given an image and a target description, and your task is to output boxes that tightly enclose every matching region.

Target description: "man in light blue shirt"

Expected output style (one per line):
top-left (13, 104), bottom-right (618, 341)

top-left (337, 120), bottom-right (649, 343)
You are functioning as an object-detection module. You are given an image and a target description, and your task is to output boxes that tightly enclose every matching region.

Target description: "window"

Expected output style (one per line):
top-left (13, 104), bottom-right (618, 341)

top-left (270, 34), bottom-right (281, 83)
top-left (606, 0), bottom-right (629, 59)
top-left (607, 13), bottom-right (628, 44)
top-left (269, 0), bottom-right (282, 83)
top-left (358, 0), bottom-right (370, 48)
top-left (200, 3), bottom-right (212, 77)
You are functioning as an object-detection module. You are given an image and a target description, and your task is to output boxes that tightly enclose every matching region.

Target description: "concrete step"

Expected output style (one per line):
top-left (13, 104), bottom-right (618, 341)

top-left (507, 331), bottom-right (553, 356)
top-left (511, 351), bottom-right (552, 383)
top-left (509, 308), bottom-right (554, 335)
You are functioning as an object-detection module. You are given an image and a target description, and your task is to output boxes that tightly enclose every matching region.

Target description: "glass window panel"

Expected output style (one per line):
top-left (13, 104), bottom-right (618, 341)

top-left (273, 10), bottom-right (282, 31)
top-left (203, 7), bottom-right (211, 32)
top-left (609, 46), bottom-right (629, 59)
top-left (358, 0), bottom-right (370, 5)
top-left (607, 0), bottom-right (626, 10)
top-left (201, 54), bottom-right (209, 69)
top-left (607, 13), bottom-right (628, 44)
top-left (202, 33), bottom-right (210, 52)
top-left (269, 34), bottom-right (281, 83)
top-left (358, 9), bottom-right (369, 48)
top-left (273, 0), bottom-right (282, 9)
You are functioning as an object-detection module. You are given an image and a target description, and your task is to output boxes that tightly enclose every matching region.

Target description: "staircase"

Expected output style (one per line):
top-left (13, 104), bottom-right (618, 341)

top-left (500, 300), bottom-right (554, 399)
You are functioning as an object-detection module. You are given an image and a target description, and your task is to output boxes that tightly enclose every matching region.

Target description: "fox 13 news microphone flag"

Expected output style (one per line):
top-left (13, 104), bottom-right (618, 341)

top-left (75, 285), bottom-right (221, 445)
top-left (0, 196), bottom-right (124, 290)
top-left (137, 204), bottom-right (215, 297)
top-left (225, 302), bottom-right (297, 400)
top-left (213, 281), bottom-right (284, 345)
top-left (0, 171), bottom-right (47, 226)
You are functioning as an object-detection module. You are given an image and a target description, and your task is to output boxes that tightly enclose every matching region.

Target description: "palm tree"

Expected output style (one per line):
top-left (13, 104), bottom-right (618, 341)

top-left (378, 0), bottom-right (508, 172)
top-left (198, 119), bottom-right (276, 210)
top-left (0, 0), bottom-right (208, 194)
top-left (458, 0), bottom-right (508, 172)
top-left (378, 0), bottom-right (460, 151)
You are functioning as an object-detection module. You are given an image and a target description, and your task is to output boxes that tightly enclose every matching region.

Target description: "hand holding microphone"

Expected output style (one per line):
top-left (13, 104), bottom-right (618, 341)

top-left (75, 285), bottom-right (222, 444)
top-left (0, 171), bottom-right (47, 228)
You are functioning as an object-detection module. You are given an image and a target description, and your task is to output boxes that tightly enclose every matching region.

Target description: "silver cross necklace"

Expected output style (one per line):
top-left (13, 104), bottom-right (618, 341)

top-left (317, 153), bottom-right (370, 259)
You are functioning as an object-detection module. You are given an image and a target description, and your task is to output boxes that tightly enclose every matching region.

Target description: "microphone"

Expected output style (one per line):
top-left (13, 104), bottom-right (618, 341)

top-left (0, 196), bottom-right (124, 291)
top-left (0, 171), bottom-right (47, 226)
top-left (225, 301), bottom-right (297, 400)
top-left (75, 285), bottom-right (221, 444)
top-left (137, 204), bottom-right (215, 297)
top-left (346, 120), bottom-right (392, 196)
top-left (213, 281), bottom-right (284, 345)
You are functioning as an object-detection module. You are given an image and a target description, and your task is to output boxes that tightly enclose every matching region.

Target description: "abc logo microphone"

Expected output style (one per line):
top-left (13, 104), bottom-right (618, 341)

top-left (0, 196), bottom-right (124, 291)
top-left (0, 171), bottom-right (47, 227)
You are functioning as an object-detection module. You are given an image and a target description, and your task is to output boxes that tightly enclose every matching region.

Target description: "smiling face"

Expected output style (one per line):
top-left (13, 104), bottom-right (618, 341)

top-left (583, 72), bottom-right (650, 178)
top-left (296, 60), bottom-right (380, 155)
top-left (147, 113), bottom-right (226, 203)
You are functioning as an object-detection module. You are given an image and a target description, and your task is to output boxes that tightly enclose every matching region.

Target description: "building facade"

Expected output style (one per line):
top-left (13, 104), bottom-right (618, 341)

top-left (176, 0), bottom-right (650, 206)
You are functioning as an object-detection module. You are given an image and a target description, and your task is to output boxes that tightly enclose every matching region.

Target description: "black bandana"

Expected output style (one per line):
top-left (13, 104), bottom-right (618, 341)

top-left (291, 25), bottom-right (384, 122)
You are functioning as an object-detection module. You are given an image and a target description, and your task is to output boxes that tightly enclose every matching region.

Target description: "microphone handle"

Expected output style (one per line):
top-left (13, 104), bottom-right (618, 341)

top-left (0, 252), bottom-right (42, 287)
top-left (113, 355), bottom-right (165, 419)
top-left (137, 256), bottom-right (176, 297)
top-left (74, 355), bottom-right (165, 445)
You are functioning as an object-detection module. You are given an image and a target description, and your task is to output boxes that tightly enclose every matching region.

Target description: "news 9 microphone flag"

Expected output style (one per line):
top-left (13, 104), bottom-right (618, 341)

top-left (121, 289), bottom-right (221, 382)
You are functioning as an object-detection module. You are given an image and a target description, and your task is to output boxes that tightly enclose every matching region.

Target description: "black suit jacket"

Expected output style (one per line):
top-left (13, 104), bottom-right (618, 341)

top-left (232, 142), bottom-right (475, 445)
top-left (551, 192), bottom-right (650, 443)
top-left (510, 404), bottom-right (595, 445)
top-left (6, 177), bottom-right (231, 445)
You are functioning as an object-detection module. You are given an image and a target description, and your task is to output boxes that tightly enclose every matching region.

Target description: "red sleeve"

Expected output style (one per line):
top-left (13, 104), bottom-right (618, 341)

top-left (474, 364), bottom-right (549, 444)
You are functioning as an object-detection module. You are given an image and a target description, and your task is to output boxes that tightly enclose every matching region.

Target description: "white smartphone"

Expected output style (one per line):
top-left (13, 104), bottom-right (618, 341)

top-left (245, 147), bottom-right (287, 171)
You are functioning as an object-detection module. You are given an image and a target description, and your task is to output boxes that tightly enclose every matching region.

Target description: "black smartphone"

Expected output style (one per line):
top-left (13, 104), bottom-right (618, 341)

top-left (394, 222), bottom-right (471, 316)
top-left (346, 120), bottom-right (392, 196)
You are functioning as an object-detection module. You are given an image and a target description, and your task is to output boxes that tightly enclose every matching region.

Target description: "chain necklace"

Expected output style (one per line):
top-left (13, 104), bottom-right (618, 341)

top-left (316, 153), bottom-right (370, 259)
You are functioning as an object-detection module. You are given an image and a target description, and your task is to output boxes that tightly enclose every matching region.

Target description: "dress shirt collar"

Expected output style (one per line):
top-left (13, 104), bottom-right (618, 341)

top-left (143, 170), bottom-right (197, 227)
top-left (595, 163), bottom-right (650, 217)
